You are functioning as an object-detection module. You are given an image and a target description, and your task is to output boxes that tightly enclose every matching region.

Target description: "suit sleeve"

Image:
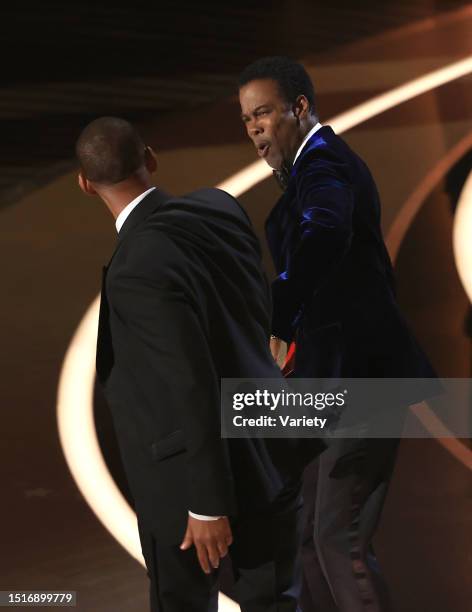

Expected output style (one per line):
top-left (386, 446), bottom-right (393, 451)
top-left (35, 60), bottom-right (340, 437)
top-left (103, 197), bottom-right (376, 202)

top-left (271, 150), bottom-right (354, 342)
top-left (111, 243), bottom-right (237, 517)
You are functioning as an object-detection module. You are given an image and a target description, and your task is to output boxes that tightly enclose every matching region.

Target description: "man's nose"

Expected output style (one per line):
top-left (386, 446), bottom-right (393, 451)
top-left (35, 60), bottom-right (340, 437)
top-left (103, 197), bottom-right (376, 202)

top-left (247, 121), bottom-right (263, 138)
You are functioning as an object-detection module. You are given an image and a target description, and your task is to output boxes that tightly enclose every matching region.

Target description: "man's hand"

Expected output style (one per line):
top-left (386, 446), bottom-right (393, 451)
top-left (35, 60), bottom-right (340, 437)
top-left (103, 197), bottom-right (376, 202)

top-left (180, 516), bottom-right (233, 574)
top-left (270, 336), bottom-right (283, 364)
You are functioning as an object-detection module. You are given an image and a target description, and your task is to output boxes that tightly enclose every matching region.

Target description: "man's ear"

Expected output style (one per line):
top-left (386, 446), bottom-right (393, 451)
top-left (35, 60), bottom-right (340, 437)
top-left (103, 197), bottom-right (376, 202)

top-left (78, 171), bottom-right (97, 196)
top-left (145, 146), bottom-right (158, 175)
top-left (293, 95), bottom-right (310, 122)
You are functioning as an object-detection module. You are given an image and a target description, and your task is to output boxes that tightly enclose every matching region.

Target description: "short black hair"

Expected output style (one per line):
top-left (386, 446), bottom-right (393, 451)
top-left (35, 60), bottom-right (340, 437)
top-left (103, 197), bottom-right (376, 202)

top-left (239, 56), bottom-right (316, 114)
top-left (76, 116), bottom-right (146, 185)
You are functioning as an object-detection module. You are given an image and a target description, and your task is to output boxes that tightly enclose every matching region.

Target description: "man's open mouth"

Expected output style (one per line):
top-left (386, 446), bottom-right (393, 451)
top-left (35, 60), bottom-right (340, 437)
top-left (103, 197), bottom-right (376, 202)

top-left (257, 143), bottom-right (270, 159)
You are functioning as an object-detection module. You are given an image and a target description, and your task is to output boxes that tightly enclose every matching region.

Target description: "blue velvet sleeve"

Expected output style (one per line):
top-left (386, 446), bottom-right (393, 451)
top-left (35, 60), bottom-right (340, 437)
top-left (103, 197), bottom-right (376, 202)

top-left (271, 150), bottom-right (354, 342)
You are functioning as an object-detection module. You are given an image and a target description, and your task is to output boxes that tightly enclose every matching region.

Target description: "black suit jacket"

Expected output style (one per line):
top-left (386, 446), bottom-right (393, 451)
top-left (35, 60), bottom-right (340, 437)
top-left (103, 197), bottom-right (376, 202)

top-left (97, 187), bottom-right (322, 545)
top-left (265, 126), bottom-right (436, 388)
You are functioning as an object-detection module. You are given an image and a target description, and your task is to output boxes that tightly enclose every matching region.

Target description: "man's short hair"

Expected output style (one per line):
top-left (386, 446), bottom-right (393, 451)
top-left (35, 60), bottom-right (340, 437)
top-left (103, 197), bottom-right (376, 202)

top-left (238, 56), bottom-right (316, 114)
top-left (76, 116), bottom-right (146, 185)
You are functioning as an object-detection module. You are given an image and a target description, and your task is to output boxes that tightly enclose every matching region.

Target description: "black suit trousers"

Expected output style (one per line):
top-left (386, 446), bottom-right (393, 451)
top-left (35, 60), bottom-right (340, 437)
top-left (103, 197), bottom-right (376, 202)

top-left (139, 481), bottom-right (303, 612)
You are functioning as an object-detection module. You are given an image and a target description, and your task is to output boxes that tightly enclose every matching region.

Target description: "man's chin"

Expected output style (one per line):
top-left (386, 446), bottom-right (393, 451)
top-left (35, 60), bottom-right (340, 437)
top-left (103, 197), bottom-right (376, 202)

top-left (265, 156), bottom-right (281, 171)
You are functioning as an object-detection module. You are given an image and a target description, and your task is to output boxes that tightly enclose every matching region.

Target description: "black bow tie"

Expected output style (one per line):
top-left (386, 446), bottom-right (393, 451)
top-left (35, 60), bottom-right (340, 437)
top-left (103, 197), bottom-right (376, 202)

top-left (272, 166), bottom-right (290, 192)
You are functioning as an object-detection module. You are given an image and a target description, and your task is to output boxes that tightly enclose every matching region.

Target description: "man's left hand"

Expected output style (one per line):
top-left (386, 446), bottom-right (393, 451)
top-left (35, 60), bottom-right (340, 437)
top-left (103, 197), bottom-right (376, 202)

top-left (180, 516), bottom-right (233, 574)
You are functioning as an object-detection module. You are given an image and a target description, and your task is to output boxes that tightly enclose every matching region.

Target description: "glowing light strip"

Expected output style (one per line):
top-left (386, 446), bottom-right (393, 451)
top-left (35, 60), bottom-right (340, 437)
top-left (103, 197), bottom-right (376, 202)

top-left (328, 56), bottom-right (472, 135)
top-left (386, 138), bottom-right (472, 472)
top-left (56, 297), bottom-right (145, 562)
top-left (410, 402), bottom-right (472, 471)
top-left (217, 55), bottom-right (472, 198)
top-left (57, 53), bottom-right (472, 611)
top-left (453, 170), bottom-right (472, 303)
top-left (387, 133), bottom-right (472, 261)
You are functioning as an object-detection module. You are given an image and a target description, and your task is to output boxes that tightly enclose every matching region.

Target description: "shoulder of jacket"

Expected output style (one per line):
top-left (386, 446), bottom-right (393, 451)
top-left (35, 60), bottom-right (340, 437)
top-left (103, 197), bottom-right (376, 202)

top-left (293, 137), bottom-right (351, 182)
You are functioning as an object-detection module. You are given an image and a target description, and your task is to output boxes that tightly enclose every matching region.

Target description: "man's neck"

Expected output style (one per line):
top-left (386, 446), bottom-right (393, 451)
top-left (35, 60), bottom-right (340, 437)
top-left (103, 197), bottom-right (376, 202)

top-left (299, 117), bottom-right (319, 144)
top-left (101, 178), bottom-right (154, 220)
top-left (293, 118), bottom-right (319, 159)
top-left (283, 119), bottom-right (317, 170)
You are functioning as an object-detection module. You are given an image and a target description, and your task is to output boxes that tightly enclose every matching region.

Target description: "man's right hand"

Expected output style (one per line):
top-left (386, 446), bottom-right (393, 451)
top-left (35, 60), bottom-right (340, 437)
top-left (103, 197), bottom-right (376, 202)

top-left (180, 516), bottom-right (233, 574)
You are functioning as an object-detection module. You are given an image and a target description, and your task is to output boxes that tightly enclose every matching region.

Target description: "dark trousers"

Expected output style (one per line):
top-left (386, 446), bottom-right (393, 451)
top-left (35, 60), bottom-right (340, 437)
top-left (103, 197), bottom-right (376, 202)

top-left (301, 438), bottom-right (399, 612)
top-left (139, 482), bottom-right (303, 612)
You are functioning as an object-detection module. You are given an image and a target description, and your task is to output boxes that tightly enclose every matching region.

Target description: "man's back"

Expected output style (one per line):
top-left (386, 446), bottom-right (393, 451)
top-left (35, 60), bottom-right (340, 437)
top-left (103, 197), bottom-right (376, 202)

top-left (99, 187), bottom-right (308, 543)
top-left (147, 188), bottom-right (279, 379)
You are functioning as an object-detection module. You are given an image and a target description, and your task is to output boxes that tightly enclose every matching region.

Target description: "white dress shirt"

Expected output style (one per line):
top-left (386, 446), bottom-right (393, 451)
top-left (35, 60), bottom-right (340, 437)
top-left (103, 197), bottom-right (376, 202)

top-left (115, 186), bottom-right (156, 233)
top-left (292, 122), bottom-right (323, 166)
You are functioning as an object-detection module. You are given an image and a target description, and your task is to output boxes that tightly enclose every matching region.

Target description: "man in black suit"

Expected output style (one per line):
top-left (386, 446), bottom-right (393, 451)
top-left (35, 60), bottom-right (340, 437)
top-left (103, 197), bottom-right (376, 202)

top-left (238, 57), bottom-right (436, 612)
top-left (76, 116), bottom-right (322, 611)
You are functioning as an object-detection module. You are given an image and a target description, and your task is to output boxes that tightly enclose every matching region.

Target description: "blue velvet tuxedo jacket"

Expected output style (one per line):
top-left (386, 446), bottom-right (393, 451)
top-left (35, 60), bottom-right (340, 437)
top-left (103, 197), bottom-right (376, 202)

top-left (265, 125), bottom-right (435, 381)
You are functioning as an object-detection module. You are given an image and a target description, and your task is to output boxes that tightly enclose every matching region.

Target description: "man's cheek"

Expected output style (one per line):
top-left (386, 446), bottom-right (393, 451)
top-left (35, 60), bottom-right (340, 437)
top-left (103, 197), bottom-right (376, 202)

top-left (270, 149), bottom-right (283, 171)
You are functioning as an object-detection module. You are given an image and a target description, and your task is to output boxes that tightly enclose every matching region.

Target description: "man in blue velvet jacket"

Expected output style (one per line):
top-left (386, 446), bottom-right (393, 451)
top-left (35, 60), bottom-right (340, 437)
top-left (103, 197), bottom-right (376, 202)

top-left (239, 56), bottom-right (436, 612)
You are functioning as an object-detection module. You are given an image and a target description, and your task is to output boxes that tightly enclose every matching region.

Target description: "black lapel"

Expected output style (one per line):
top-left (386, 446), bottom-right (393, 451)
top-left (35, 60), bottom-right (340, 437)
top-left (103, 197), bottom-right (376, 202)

top-left (292, 125), bottom-right (334, 171)
top-left (96, 265), bottom-right (112, 383)
top-left (266, 125), bottom-right (334, 229)
top-left (265, 188), bottom-right (289, 229)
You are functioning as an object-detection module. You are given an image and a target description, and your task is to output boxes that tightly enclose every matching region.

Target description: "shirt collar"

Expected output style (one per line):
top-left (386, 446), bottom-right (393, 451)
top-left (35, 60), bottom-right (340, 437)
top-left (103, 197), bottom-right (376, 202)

top-left (115, 186), bottom-right (156, 233)
top-left (292, 122), bottom-right (323, 166)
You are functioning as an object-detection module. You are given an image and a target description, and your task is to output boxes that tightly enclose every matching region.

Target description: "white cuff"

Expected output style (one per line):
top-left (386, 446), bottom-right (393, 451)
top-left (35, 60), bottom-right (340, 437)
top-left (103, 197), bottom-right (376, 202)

top-left (188, 511), bottom-right (224, 521)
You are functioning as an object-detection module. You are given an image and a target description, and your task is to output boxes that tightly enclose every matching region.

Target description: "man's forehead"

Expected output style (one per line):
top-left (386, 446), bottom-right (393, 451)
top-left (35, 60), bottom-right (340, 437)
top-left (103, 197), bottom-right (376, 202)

top-left (239, 78), bottom-right (281, 108)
